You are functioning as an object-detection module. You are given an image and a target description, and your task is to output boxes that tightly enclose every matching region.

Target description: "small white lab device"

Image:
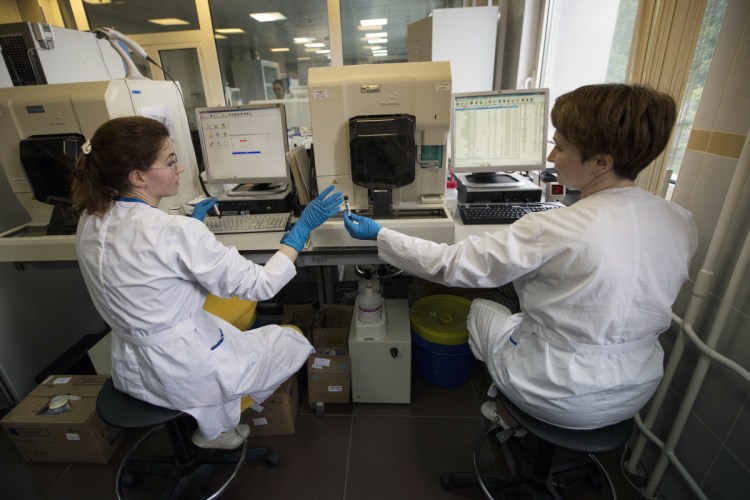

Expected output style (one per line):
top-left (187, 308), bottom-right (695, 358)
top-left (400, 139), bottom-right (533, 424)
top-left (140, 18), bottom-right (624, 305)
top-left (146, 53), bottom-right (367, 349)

top-left (308, 61), bottom-right (454, 247)
top-left (348, 270), bottom-right (411, 404)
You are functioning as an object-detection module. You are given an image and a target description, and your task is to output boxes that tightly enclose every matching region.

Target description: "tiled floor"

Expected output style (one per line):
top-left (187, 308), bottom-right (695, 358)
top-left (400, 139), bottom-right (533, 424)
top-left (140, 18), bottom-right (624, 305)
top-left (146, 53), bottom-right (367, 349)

top-left (1, 363), bottom-right (643, 500)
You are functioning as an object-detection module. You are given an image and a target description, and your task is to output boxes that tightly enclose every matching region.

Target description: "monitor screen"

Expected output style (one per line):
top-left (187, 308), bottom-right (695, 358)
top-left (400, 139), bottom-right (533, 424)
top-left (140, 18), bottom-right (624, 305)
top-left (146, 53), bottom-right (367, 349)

top-left (195, 103), bottom-right (289, 185)
top-left (451, 88), bottom-right (549, 175)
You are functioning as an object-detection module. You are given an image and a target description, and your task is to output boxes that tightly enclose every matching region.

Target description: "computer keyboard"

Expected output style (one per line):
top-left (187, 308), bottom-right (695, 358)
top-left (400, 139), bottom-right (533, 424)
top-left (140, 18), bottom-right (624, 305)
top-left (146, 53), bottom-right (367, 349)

top-left (458, 202), bottom-right (564, 225)
top-left (205, 213), bottom-right (290, 234)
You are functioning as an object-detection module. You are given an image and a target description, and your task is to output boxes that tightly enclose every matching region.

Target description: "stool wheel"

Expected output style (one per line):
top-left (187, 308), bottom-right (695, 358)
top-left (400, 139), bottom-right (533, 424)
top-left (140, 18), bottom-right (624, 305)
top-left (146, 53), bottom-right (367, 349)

top-left (439, 474), bottom-right (455, 492)
top-left (265, 451), bottom-right (282, 469)
top-left (120, 471), bottom-right (140, 489)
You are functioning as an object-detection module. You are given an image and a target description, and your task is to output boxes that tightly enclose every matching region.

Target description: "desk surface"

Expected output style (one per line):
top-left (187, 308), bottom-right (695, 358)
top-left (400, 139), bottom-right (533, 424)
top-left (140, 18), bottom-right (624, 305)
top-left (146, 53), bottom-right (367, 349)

top-left (0, 213), bottom-right (506, 264)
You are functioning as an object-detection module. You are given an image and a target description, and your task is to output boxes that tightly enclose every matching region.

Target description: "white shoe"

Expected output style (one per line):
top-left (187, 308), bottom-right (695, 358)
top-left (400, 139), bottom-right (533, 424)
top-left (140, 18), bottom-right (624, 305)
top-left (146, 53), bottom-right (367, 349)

top-left (192, 427), bottom-right (246, 450)
top-left (480, 400), bottom-right (527, 437)
top-left (235, 424), bottom-right (250, 440)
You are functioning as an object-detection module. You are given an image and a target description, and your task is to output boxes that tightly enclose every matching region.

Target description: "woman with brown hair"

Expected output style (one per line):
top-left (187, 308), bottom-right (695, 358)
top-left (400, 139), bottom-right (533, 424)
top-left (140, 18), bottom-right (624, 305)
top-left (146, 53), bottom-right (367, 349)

top-left (345, 84), bottom-right (698, 430)
top-left (72, 116), bottom-right (341, 449)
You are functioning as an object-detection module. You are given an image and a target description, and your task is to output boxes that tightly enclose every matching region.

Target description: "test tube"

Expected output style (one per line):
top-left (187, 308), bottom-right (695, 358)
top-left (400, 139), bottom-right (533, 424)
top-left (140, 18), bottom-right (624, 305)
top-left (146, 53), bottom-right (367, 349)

top-left (344, 195), bottom-right (351, 216)
top-left (213, 203), bottom-right (221, 218)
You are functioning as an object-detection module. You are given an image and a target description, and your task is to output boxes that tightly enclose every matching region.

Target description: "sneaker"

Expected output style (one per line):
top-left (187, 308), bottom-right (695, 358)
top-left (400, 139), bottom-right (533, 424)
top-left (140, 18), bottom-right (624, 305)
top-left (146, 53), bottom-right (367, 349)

top-left (192, 428), bottom-right (245, 450)
top-left (235, 424), bottom-right (250, 440)
top-left (480, 400), bottom-right (527, 437)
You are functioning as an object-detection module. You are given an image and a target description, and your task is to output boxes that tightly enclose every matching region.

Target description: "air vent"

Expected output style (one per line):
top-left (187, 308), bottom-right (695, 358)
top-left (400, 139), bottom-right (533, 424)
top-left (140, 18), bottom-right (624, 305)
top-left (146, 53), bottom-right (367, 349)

top-left (0, 34), bottom-right (39, 86)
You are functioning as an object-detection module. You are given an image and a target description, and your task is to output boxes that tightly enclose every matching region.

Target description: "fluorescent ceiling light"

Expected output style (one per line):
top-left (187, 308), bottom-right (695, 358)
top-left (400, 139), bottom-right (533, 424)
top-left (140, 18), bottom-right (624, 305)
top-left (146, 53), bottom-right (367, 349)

top-left (357, 25), bottom-right (383, 31)
top-left (368, 38), bottom-right (387, 44)
top-left (297, 57), bottom-right (311, 61)
top-left (84, 0), bottom-right (112, 4)
top-left (271, 48), bottom-right (290, 52)
top-left (304, 42), bottom-right (325, 48)
top-left (214, 34), bottom-right (227, 39)
top-left (294, 37), bottom-right (315, 44)
top-left (373, 53), bottom-right (388, 57)
top-left (148, 18), bottom-right (190, 26)
top-left (215, 28), bottom-right (246, 34)
top-left (368, 46), bottom-right (382, 51)
top-left (365, 32), bottom-right (387, 39)
top-left (250, 12), bottom-right (287, 22)
top-left (360, 18), bottom-right (387, 26)
top-left (316, 49), bottom-right (331, 54)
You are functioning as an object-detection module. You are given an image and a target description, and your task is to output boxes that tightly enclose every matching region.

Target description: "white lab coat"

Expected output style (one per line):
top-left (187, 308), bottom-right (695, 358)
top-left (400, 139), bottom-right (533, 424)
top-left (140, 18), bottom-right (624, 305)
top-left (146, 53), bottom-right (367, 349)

top-left (76, 200), bottom-right (313, 439)
top-left (378, 187), bottom-right (698, 429)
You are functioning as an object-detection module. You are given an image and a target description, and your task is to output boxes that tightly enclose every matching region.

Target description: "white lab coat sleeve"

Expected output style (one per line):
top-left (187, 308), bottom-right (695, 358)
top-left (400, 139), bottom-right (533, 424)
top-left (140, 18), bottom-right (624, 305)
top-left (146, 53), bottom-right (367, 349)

top-left (170, 219), bottom-right (296, 301)
top-left (376, 219), bottom-right (544, 288)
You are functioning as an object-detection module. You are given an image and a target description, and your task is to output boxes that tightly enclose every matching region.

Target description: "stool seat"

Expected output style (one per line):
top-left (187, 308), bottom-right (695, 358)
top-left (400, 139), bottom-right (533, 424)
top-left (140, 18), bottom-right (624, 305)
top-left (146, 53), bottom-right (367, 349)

top-left (500, 393), bottom-right (634, 454)
top-left (96, 377), bottom-right (280, 499)
top-left (442, 392), bottom-right (635, 499)
top-left (96, 379), bottom-right (183, 429)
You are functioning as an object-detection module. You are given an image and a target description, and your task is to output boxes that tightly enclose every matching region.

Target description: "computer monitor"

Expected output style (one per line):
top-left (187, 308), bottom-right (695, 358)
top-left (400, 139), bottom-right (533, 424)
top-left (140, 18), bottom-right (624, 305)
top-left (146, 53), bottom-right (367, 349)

top-left (195, 103), bottom-right (290, 186)
top-left (451, 88), bottom-right (549, 184)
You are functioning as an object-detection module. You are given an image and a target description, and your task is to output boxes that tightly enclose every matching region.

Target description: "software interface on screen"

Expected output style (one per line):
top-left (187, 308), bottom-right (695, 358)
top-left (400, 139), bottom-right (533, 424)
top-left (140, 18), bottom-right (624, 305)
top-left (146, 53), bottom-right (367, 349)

top-left (196, 104), bottom-right (288, 185)
top-left (452, 89), bottom-right (548, 173)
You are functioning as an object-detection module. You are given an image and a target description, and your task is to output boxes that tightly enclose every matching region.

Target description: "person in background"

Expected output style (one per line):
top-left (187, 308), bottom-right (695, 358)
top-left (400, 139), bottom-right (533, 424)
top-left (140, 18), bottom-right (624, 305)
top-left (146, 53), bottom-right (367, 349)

top-left (72, 116), bottom-right (342, 449)
top-left (272, 79), bottom-right (287, 99)
top-left (344, 83), bottom-right (698, 431)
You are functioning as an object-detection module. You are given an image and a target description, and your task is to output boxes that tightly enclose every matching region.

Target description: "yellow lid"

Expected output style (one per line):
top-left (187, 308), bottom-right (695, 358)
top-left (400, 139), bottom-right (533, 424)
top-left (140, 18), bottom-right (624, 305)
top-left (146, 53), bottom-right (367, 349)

top-left (410, 295), bottom-right (471, 345)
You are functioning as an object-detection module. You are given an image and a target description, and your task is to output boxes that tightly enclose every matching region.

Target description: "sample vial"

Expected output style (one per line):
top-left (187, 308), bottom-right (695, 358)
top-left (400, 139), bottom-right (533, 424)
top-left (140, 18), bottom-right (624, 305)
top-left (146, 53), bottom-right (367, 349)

top-left (344, 195), bottom-right (351, 216)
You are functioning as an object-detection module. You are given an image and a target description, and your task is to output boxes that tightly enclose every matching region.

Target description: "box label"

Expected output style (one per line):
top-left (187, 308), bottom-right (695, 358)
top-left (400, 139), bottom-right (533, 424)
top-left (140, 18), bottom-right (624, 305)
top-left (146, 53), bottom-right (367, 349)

top-left (328, 386), bottom-right (343, 392)
top-left (252, 418), bottom-right (269, 426)
top-left (65, 432), bottom-right (80, 441)
top-left (312, 357), bottom-right (331, 369)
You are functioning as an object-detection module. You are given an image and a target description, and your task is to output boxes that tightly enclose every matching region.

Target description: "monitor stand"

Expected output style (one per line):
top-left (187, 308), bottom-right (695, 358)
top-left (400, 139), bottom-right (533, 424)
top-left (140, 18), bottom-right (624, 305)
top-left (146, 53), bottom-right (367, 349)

top-left (225, 182), bottom-right (289, 197)
top-left (455, 172), bottom-right (526, 189)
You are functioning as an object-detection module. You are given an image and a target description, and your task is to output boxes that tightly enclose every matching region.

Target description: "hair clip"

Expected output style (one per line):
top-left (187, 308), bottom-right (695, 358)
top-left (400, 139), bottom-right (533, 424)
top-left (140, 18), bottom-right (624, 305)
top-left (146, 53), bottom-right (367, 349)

top-left (81, 140), bottom-right (92, 155)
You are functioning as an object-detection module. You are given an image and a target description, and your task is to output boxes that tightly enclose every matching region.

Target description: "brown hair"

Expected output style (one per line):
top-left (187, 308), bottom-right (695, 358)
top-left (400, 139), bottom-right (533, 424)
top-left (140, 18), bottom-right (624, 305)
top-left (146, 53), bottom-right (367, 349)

top-left (550, 84), bottom-right (677, 180)
top-left (71, 116), bottom-right (170, 215)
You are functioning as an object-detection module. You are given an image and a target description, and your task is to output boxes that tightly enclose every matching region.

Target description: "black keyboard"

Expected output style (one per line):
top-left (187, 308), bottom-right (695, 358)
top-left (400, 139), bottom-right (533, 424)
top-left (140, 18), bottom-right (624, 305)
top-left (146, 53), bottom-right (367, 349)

top-left (458, 202), bottom-right (564, 225)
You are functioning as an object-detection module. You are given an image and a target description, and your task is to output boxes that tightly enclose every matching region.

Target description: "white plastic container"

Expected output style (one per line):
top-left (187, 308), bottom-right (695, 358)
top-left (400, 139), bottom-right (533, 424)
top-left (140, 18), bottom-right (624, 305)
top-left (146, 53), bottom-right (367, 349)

top-left (445, 177), bottom-right (458, 218)
top-left (357, 280), bottom-right (383, 323)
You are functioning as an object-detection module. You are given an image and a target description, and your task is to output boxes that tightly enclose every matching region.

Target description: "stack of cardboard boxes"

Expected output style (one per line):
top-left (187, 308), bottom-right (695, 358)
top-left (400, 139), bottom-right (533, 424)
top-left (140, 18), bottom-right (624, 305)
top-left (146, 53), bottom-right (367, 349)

top-left (307, 306), bottom-right (352, 407)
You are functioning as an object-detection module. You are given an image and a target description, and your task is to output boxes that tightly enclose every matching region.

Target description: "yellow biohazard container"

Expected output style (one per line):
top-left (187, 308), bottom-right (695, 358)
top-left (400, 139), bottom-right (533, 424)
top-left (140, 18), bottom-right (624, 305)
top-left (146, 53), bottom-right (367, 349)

top-left (409, 295), bottom-right (475, 387)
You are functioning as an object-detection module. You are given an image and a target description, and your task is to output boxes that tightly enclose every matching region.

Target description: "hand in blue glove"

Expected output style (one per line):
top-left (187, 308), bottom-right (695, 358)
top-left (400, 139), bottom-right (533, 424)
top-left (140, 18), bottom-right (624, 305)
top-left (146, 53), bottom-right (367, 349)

top-left (281, 185), bottom-right (343, 251)
top-left (192, 197), bottom-right (218, 221)
top-left (344, 213), bottom-right (382, 241)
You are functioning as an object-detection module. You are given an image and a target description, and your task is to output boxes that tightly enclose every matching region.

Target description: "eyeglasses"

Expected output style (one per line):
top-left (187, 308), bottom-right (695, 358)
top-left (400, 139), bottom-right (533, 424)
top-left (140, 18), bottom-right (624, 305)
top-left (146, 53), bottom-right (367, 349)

top-left (149, 156), bottom-right (180, 173)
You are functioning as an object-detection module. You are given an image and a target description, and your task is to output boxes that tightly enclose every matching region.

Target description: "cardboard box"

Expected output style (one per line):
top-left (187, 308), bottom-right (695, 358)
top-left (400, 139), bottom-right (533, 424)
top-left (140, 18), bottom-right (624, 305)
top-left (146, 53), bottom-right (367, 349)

top-left (307, 347), bottom-right (351, 404)
top-left (1, 375), bottom-right (124, 463)
top-left (312, 305), bottom-right (353, 348)
top-left (240, 375), bottom-right (299, 437)
top-left (281, 304), bottom-right (316, 341)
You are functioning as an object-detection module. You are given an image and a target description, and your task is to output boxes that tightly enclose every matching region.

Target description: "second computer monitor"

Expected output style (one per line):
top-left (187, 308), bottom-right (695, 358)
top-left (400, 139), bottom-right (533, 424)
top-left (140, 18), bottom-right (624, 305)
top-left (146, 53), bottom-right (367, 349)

top-left (451, 88), bottom-right (549, 178)
top-left (195, 103), bottom-right (289, 185)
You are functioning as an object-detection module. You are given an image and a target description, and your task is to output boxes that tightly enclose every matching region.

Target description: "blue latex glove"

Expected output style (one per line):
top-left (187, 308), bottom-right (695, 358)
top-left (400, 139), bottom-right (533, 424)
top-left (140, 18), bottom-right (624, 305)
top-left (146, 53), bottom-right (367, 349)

top-left (192, 197), bottom-right (218, 221)
top-left (344, 213), bottom-right (382, 241)
top-left (281, 185), bottom-right (343, 251)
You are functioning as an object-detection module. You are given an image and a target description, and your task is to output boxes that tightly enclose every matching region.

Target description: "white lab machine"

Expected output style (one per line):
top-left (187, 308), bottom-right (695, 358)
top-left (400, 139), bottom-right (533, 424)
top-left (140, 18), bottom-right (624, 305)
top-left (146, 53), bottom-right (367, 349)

top-left (308, 61), bottom-right (454, 247)
top-left (348, 273), bottom-right (411, 404)
top-left (0, 79), bottom-right (202, 230)
top-left (0, 22), bottom-right (125, 87)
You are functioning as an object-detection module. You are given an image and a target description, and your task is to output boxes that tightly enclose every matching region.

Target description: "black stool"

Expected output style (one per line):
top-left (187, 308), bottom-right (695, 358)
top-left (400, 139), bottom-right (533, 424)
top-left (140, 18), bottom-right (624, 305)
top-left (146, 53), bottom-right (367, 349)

top-left (441, 393), bottom-right (634, 499)
top-left (97, 378), bottom-right (280, 499)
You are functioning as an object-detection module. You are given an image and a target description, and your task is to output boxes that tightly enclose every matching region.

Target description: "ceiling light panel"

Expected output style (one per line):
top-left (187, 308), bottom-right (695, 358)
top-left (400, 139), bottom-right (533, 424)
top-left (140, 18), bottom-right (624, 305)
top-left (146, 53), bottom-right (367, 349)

top-left (250, 12), bottom-right (287, 22)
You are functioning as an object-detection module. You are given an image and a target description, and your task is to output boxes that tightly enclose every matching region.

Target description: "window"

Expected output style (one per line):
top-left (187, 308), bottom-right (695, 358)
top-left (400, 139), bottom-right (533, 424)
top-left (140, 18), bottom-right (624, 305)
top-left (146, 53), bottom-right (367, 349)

top-left (538, 0), bottom-right (639, 144)
top-left (664, 0), bottom-right (727, 194)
